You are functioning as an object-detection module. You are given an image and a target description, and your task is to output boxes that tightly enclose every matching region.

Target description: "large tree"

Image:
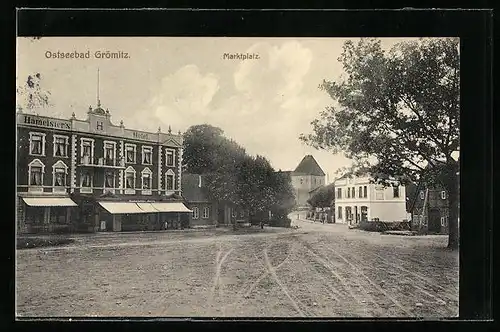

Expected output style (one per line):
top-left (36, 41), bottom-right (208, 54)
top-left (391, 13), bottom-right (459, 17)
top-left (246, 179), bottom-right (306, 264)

top-left (300, 38), bottom-right (459, 249)
top-left (182, 124), bottom-right (246, 174)
top-left (183, 125), bottom-right (296, 228)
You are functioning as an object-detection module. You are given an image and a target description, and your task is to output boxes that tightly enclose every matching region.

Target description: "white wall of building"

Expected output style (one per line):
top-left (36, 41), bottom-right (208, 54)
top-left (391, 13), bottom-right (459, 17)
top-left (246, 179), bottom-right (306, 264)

top-left (334, 175), bottom-right (407, 224)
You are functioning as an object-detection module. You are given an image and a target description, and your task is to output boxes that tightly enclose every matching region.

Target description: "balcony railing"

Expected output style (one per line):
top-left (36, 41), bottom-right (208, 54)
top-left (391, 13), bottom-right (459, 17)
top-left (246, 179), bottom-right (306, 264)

top-left (78, 156), bottom-right (126, 169)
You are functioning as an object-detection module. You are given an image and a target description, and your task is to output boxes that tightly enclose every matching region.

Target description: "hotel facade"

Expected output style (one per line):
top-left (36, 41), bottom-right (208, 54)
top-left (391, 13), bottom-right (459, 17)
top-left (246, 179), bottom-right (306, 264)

top-left (16, 103), bottom-right (192, 234)
top-left (334, 174), bottom-right (408, 226)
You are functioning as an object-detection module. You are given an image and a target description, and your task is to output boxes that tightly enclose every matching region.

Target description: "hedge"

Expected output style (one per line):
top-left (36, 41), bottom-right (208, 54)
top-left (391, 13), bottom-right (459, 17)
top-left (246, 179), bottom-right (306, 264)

top-left (359, 220), bottom-right (410, 232)
top-left (17, 237), bottom-right (75, 249)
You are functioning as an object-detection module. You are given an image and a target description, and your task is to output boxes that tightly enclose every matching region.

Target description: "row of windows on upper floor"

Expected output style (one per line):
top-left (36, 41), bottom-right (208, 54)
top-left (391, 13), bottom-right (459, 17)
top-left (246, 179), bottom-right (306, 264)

top-left (25, 132), bottom-right (178, 167)
top-left (336, 186), bottom-right (371, 199)
top-left (336, 185), bottom-right (448, 200)
top-left (419, 190), bottom-right (448, 200)
top-left (26, 159), bottom-right (178, 192)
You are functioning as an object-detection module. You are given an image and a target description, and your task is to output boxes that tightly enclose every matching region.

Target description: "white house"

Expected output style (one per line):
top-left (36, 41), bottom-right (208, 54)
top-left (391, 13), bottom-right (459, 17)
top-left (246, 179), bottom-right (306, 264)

top-left (334, 173), bottom-right (407, 226)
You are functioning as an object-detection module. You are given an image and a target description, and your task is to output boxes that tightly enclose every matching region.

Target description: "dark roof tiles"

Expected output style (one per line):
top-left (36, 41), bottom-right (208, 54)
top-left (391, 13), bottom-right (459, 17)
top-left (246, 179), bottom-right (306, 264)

top-left (293, 155), bottom-right (326, 176)
top-left (181, 173), bottom-right (209, 202)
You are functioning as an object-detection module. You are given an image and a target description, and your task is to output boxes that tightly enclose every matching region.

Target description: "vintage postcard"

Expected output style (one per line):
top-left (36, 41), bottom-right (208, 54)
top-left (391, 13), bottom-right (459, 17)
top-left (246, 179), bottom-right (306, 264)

top-left (16, 36), bottom-right (459, 318)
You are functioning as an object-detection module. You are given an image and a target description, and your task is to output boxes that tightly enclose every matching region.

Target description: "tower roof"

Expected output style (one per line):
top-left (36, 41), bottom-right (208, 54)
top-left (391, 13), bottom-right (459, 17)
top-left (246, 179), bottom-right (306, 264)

top-left (293, 155), bottom-right (325, 176)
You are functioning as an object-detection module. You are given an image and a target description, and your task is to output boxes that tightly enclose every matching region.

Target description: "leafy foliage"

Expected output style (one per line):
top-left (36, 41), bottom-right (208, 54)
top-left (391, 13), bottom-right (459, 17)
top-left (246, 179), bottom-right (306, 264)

top-left (16, 73), bottom-right (52, 112)
top-left (183, 125), bottom-right (296, 221)
top-left (301, 38), bottom-right (460, 248)
top-left (307, 183), bottom-right (336, 208)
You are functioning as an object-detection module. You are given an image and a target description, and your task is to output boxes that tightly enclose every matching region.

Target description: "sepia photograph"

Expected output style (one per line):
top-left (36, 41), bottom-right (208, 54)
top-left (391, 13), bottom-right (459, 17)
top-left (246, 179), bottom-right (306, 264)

top-left (15, 36), bottom-right (460, 318)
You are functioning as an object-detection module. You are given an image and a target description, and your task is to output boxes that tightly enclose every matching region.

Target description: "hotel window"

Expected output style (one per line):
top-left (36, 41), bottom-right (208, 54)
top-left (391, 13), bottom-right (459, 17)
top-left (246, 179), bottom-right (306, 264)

top-left (347, 188), bottom-right (351, 198)
top-left (337, 188), bottom-right (342, 199)
top-left (363, 186), bottom-right (367, 198)
top-left (358, 186), bottom-right (362, 198)
top-left (166, 149), bottom-right (175, 167)
top-left (103, 141), bottom-right (116, 165)
top-left (338, 207), bottom-right (342, 219)
top-left (28, 159), bottom-right (45, 186)
top-left (80, 138), bottom-right (94, 163)
top-left (440, 216), bottom-right (446, 227)
top-left (441, 191), bottom-right (447, 199)
top-left (53, 135), bottom-right (68, 157)
top-left (192, 207), bottom-right (199, 219)
top-left (104, 171), bottom-right (115, 189)
top-left (141, 167), bottom-right (152, 190)
top-left (52, 160), bottom-right (68, 187)
top-left (166, 172), bottom-right (175, 191)
top-left (81, 171), bottom-right (93, 188)
top-left (203, 207), bottom-right (210, 219)
top-left (125, 144), bottom-right (137, 164)
top-left (29, 132), bottom-right (46, 156)
top-left (142, 146), bottom-right (153, 165)
top-left (125, 166), bottom-right (136, 189)
top-left (393, 186), bottom-right (400, 198)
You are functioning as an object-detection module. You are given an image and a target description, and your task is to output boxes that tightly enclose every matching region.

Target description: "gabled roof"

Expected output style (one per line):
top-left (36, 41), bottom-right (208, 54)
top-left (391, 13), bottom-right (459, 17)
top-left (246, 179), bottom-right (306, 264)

top-left (181, 173), bottom-right (210, 202)
top-left (293, 155), bottom-right (325, 176)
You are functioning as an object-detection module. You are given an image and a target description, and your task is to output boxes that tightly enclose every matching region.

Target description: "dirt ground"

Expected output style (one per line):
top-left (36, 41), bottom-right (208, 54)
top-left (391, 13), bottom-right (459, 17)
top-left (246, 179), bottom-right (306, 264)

top-left (16, 217), bottom-right (459, 318)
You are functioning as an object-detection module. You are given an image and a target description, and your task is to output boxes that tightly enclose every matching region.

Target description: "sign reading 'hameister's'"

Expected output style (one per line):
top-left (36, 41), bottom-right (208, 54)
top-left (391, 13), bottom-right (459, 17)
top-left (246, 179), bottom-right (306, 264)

top-left (22, 115), bottom-right (71, 130)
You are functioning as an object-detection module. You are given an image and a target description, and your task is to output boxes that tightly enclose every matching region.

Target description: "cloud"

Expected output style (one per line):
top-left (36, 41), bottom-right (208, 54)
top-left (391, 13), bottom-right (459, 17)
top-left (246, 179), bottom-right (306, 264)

top-left (234, 41), bottom-right (313, 107)
top-left (132, 40), bottom-right (347, 175)
top-left (131, 64), bottom-right (220, 132)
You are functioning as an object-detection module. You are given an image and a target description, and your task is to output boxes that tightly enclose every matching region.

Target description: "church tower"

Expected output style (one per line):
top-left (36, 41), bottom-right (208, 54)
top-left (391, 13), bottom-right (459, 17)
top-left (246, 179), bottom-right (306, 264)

top-left (290, 155), bottom-right (326, 208)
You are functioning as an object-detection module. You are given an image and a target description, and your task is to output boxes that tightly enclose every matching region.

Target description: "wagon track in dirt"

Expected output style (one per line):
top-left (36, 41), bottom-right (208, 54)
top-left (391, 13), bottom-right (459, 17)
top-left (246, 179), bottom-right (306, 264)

top-left (208, 243), bottom-right (233, 316)
top-left (298, 243), bottom-right (378, 317)
top-left (263, 248), bottom-right (307, 317)
top-left (325, 247), bottom-right (414, 316)
top-left (220, 239), bottom-right (295, 314)
top-left (367, 251), bottom-right (458, 302)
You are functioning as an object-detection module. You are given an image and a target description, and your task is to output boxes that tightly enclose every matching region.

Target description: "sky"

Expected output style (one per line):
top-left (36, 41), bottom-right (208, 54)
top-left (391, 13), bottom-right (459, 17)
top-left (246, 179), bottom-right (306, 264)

top-left (16, 37), bottom-right (417, 183)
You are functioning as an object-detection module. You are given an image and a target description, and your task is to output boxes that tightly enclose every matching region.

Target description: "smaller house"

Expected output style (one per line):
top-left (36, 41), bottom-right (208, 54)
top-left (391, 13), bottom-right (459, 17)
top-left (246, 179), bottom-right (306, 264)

top-left (410, 186), bottom-right (450, 234)
top-left (334, 173), bottom-right (407, 227)
top-left (408, 160), bottom-right (459, 235)
top-left (181, 173), bottom-right (250, 227)
top-left (181, 174), bottom-right (217, 227)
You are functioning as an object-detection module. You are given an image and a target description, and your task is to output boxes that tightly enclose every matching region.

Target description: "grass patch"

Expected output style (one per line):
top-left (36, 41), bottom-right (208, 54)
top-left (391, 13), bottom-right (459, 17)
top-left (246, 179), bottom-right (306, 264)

top-left (17, 237), bottom-right (75, 249)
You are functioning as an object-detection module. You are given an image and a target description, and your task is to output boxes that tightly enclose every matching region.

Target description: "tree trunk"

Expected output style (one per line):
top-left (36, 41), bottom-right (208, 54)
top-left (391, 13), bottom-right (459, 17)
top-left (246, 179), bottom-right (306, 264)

top-left (444, 167), bottom-right (459, 250)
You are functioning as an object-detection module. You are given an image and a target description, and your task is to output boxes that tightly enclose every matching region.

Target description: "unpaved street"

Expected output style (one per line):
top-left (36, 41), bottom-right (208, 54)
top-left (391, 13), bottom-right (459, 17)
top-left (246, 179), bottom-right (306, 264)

top-left (16, 218), bottom-right (459, 318)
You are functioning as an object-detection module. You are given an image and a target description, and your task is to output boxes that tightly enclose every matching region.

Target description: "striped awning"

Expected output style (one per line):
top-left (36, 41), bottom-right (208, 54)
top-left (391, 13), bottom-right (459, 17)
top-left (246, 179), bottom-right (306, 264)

top-left (98, 201), bottom-right (192, 214)
top-left (136, 202), bottom-right (158, 213)
top-left (151, 202), bottom-right (192, 213)
top-left (98, 202), bottom-right (145, 214)
top-left (23, 197), bottom-right (77, 207)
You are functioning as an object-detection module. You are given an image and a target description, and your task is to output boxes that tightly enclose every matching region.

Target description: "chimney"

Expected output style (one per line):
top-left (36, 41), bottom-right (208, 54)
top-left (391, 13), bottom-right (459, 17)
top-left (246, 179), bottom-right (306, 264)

top-left (198, 175), bottom-right (202, 188)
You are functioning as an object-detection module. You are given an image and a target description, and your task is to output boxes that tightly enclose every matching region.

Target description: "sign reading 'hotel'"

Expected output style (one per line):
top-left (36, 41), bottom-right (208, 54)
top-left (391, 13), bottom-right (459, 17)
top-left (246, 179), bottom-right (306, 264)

top-left (22, 115), bottom-right (71, 130)
top-left (132, 131), bottom-right (149, 140)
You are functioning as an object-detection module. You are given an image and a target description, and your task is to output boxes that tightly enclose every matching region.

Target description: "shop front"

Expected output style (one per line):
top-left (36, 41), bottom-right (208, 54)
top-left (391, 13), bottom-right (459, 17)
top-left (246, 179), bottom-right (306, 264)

top-left (97, 200), bottom-right (192, 232)
top-left (18, 196), bottom-right (78, 234)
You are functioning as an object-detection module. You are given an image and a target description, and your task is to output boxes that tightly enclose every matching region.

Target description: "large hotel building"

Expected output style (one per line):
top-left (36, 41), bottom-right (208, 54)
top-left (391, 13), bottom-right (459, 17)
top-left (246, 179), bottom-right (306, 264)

top-left (16, 102), bottom-right (192, 234)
